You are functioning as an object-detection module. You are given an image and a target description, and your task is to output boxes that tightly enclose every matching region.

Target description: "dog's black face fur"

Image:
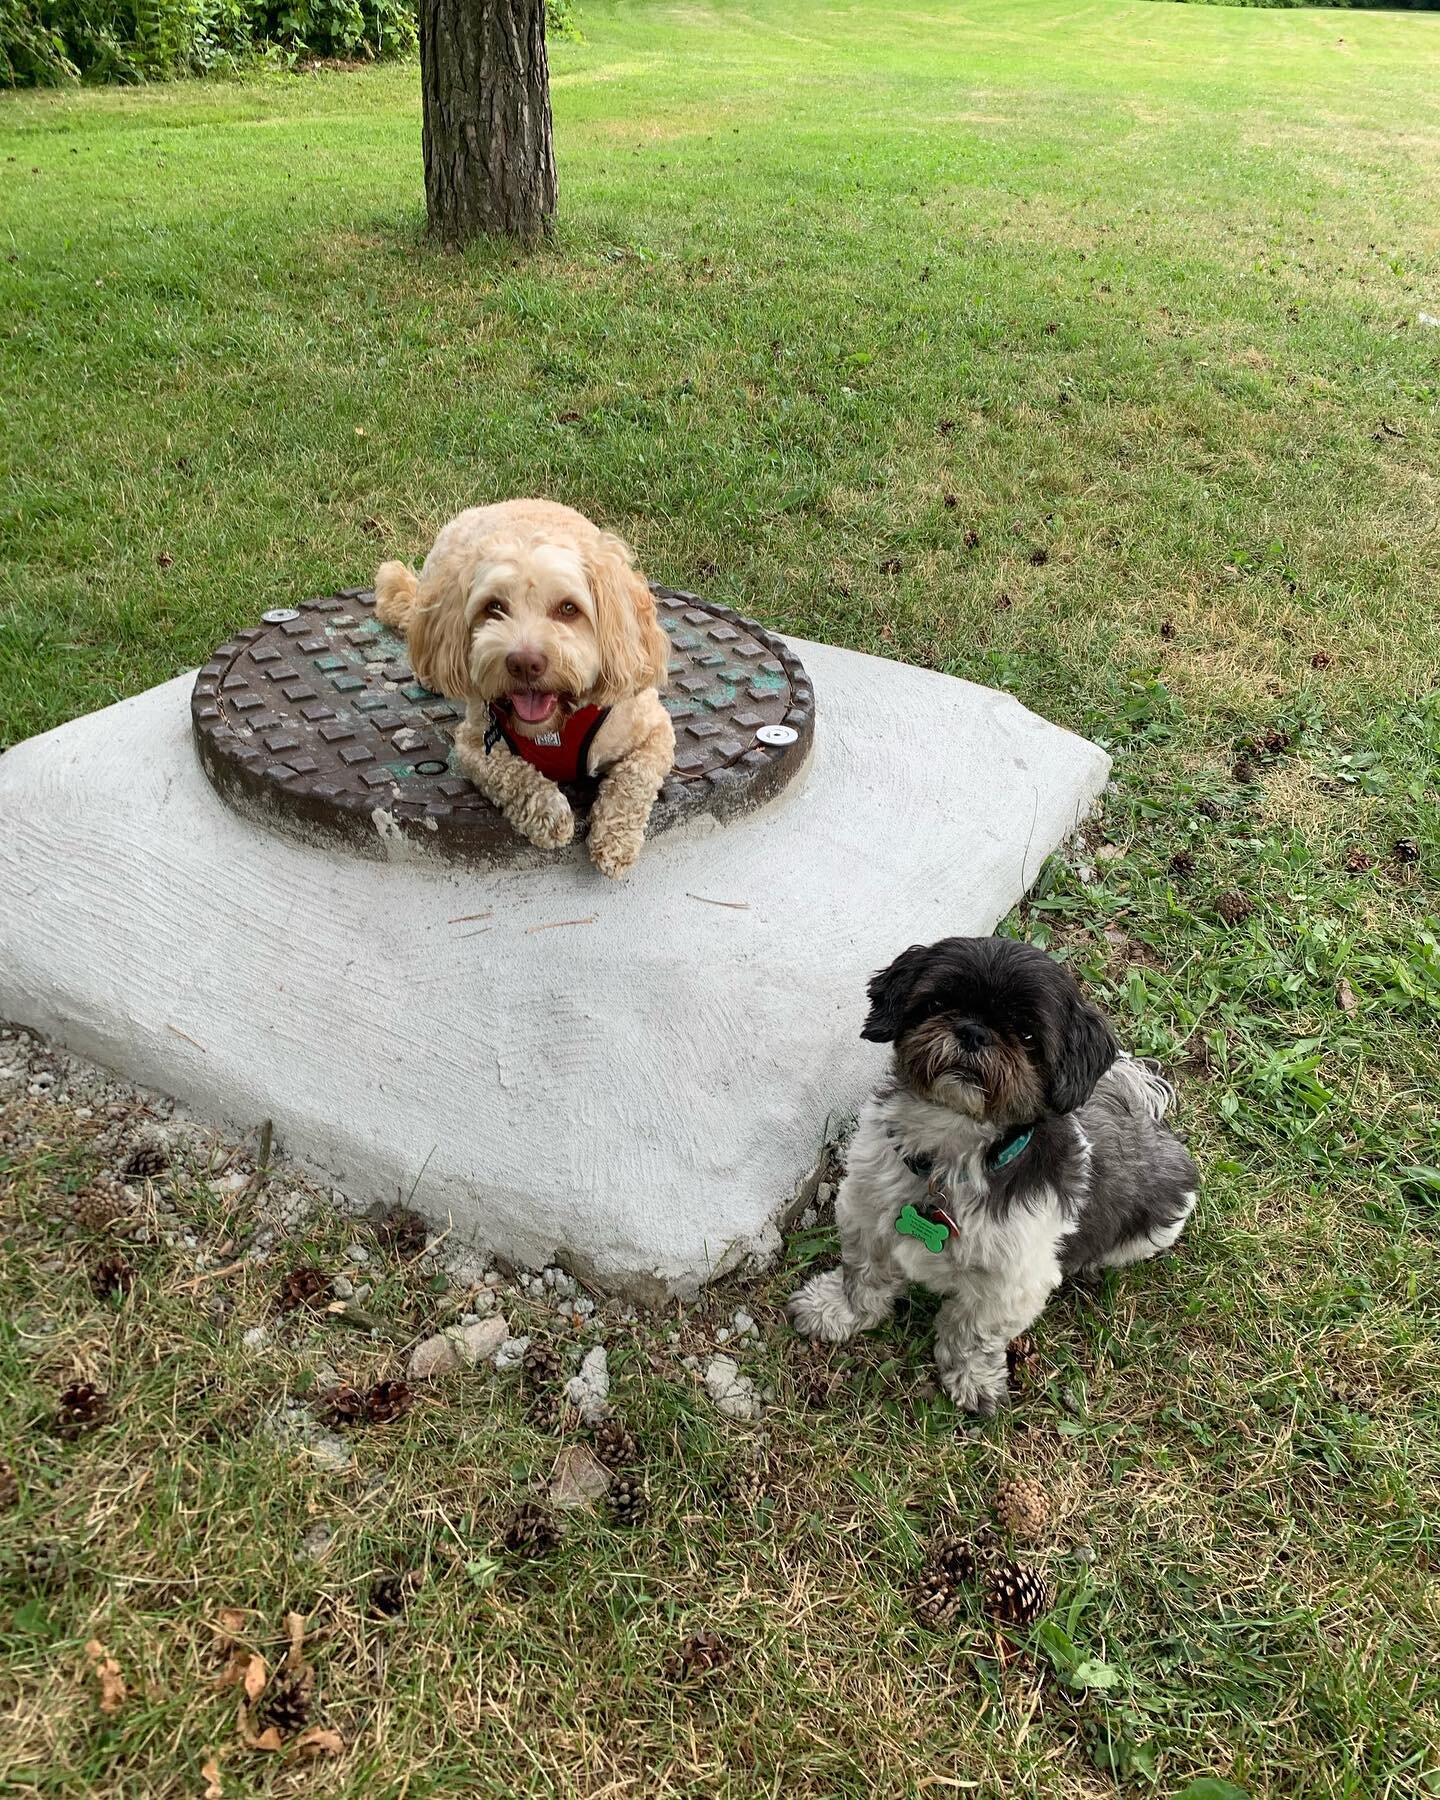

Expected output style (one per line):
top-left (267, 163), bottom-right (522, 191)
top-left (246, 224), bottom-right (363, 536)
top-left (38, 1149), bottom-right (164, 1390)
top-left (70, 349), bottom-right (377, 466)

top-left (861, 936), bottom-right (1118, 1122)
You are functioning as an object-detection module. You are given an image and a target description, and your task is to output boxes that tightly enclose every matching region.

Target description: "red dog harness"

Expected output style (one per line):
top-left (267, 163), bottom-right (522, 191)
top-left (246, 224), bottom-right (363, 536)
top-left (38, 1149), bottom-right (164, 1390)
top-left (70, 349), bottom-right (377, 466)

top-left (485, 702), bottom-right (609, 785)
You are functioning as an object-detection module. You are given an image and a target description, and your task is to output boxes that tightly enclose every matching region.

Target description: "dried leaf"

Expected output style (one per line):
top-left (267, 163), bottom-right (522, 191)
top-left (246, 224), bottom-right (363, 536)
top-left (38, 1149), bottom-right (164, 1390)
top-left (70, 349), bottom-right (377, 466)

top-left (292, 1726), bottom-right (344, 1759)
top-left (84, 1639), bottom-right (126, 1714)
top-left (215, 1608), bottom-right (248, 1640)
top-left (201, 1753), bottom-right (224, 1799)
top-left (237, 1702), bottom-right (283, 1753)
top-left (242, 1655), bottom-right (268, 1703)
top-left (1337, 978), bottom-right (1358, 1016)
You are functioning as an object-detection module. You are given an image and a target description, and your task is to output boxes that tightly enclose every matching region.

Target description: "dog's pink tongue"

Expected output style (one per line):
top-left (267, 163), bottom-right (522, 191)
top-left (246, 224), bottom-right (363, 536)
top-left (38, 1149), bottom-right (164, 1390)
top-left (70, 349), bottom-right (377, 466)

top-left (510, 689), bottom-right (558, 724)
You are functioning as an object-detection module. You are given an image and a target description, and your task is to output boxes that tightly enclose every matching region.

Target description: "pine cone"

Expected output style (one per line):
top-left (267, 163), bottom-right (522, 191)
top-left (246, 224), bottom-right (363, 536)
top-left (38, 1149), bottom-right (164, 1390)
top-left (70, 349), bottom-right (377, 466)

top-left (930, 1535), bottom-right (980, 1587)
top-left (55, 1380), bottom-right (107, 1439)
top-left (521, 1340), bottom-right (565, 1420)
top-left (256, 1665), bottom-right (314, 1736)
top-left (983, 1559), bottom-right (1050, 1627)
top-left (590, 1416), bottom-right (640, 1470)
top-left (609, 1474), bottom-right (649, 1527)
top-left (89, 1254), bottom-right (135, 1301)
top-left (278, 1266), bottom-right (329, 1311)
top-left (364, 1379), bottom-right (412, 1425)
top-left (1215, 889), bottom-right (1253, 927)
top-left (723, 1455), bottom-right (771, 1510)
top-left (320, 1383), bottom-right (369, 1428)
top-left (377, 1206), bottom-right (429, 1259)
top-left (369, 1572), bottom-right (411, 1617)
top-left (1006, 1333), bottom-right (1037, 1386)
top-left (501, 1501), bottom-right (562, 1558)
top-left (522, 1339), bottom-right (564, 1387)
top-left (1231, 757), bottom-right (1257, 786)
top-left (73, 1177), bottom-right (128, 1234)
top-left (1168, 851), bottom-right (1195, 877)
top-left (0, 1461), bottom-right (19, 1510)
top-left (665, 1629), bottom-right (731, 1681)
top-left (993, 1476), bottom-right (1049, 1544)
top-left (16, 1540), bottom-right (66, 1587)
top-left (122, 1129), bottom-right (171, 1180)
top-left (1310, 650), bottom-right (1333, 669)
top-left (911, 1572), bottom-right (962, 1630)
top-left (1344, 848), bottom-right (1373, 874)
top-left (1394, 838), bottom-right (1421, 865)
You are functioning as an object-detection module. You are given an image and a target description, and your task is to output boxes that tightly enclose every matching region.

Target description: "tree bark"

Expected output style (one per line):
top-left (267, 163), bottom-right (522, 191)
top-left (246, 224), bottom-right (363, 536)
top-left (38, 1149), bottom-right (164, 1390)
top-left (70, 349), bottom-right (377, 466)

top-left (419, 0), bottom-right (557, 246)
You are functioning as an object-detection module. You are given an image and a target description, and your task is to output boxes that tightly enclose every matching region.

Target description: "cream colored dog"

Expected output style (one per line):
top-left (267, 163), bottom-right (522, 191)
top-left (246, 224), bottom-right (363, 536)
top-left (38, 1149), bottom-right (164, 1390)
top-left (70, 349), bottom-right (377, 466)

top-left (375, 500), bottom-right (675, 878)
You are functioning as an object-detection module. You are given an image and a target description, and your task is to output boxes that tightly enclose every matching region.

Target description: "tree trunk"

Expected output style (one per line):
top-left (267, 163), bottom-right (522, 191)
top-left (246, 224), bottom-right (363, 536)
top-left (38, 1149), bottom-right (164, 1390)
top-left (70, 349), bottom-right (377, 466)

top-left (419, 0), bottom-right (557, 246)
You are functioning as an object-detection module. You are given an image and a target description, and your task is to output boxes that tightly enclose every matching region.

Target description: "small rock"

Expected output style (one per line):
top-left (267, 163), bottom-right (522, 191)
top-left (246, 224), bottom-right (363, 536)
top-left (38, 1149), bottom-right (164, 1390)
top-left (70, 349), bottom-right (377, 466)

top-left (212, 1171), bottom-right (248, 1196)
top-left (549, 1443), bottom-right (612, 1511)
top-left (353, 1283), bottom-right (372, 1303)
top-left (799, 1206), bottom-right (818, 1229)
top-left (817, 1182), bottom-right (834, 1205)
top-left (409, 1332), bottom-right (463, 1380)
top-left (716, 1328), bottom-right (731, 1344)
top-left (733, 1310), bottom-right (755, 1336)
top-left (242, 1325), bottom-right (269, 1352)
top-left (1096, 843), bottom-right (1123, 862)
top-left (307, 1432), bottom-right (351, 1472)
top-left (331, 1275), bottom-right (355, 1301)
top-left (300, 1521), bottom-right (335, 1561)
top-left (704, 1354), bottom-right (762, 1421)
top-left (345, 1243), bottom-right (370, 1264)
top-left (1418, 311), bottom-right (1440, 329)
top-left (564, 1346), bottom-right (610, 1425)
top-left (493, 1334), bottom-right (531, 1372)
top-left (453, 1315), bottom-right (508, 1366)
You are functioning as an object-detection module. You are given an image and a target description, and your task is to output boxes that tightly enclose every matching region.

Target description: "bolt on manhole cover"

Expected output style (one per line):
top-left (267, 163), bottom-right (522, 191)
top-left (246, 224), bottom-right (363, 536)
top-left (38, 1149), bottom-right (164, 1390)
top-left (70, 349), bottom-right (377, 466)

top-left (191, 587), bottom-right (815, 864)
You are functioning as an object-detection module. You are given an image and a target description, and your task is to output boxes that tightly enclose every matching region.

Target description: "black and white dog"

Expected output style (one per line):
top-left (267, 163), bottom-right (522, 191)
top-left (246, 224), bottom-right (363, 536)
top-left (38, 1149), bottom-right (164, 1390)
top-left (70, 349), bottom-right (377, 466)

top-left (788, 936), bottom-right (1198, 1414)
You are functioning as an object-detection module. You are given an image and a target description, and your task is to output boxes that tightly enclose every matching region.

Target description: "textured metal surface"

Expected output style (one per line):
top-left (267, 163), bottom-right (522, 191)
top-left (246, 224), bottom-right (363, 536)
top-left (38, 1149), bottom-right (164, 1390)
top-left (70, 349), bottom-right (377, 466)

top-left (191, 587), bottom-right (815, 864)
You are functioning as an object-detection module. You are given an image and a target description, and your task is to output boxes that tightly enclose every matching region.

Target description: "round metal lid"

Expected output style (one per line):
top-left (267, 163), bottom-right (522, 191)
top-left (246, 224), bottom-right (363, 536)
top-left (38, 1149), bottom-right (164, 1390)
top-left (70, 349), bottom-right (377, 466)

top-left (191, 586), bottom-right (814, 865)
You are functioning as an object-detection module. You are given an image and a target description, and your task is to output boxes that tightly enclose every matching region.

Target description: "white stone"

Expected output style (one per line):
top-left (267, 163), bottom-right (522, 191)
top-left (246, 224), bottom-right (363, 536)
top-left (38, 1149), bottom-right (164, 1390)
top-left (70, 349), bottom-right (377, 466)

top-left (704, 1354), bottom-right (761, 1421)
top-left (241, 1325), bottom-right (268, 1352)
top-left (493, 1334), bottom-right (530, 1371)
top-left (0, 644), bottom-right (1107, 1298)
top-left (564, 1345), bottom-right (610, 1425)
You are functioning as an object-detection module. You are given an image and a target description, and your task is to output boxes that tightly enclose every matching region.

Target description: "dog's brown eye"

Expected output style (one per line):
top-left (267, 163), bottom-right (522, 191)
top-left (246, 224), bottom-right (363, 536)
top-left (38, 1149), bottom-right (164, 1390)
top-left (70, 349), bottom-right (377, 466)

top-left (483, 599), bottom-right (508, 619)
top-left (555, 599), bottom-right (580, 620)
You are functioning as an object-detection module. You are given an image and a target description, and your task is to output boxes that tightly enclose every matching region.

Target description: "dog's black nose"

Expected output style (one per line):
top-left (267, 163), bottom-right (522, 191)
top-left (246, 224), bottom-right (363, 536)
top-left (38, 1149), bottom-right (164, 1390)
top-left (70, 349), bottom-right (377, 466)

top-left (506, 646), bottom-right (549, 683)
top-left (952, 1021), bottom-right (991, 1053)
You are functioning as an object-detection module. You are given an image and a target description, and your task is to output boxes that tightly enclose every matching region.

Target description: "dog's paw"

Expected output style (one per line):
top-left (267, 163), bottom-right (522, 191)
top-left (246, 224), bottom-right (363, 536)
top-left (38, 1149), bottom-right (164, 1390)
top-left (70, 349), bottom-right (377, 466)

top-left (786, 1270), bottom-right (859, 1343)
top-left (588, 818), bottom-right (644, 880)
top-left (938, 1362), bottom-right (1008, 1418)
top-left (513, 788), bottom-right (575, 851)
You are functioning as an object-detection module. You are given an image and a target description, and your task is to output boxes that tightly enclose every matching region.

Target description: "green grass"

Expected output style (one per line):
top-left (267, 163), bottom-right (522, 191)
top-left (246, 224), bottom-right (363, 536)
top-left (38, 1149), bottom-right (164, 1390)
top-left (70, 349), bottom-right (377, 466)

top-left (2, 0), bottom-right (1439, 1793)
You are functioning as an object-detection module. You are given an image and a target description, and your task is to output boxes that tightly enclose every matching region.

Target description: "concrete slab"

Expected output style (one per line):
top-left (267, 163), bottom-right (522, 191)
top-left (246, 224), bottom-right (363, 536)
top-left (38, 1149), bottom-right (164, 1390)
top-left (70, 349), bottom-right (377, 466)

top-left (0, 642), bottom-right (1109, 1298)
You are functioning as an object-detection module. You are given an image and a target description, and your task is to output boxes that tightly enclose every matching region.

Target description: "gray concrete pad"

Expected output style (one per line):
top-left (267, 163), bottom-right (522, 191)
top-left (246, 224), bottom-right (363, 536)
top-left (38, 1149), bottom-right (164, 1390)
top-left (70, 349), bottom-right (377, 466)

top-left (0, 642), bottom-right (1109, 1297)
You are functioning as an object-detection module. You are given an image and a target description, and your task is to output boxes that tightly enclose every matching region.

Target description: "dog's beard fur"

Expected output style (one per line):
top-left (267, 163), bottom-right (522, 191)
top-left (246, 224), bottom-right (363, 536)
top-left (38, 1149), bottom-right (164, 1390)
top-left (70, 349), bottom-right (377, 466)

top-left (894, 1017), bottom-right (1046, 1123)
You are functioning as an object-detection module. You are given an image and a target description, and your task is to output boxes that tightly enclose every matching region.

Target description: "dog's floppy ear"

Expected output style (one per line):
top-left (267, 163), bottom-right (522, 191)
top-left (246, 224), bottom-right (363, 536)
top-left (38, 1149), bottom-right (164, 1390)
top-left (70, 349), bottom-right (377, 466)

top-left (406, 552), bottom-right (478, 699)
top-left (1045, 992), bottom-right (1118, 1115)
top-left (586, 532), bottom-right (670, 703)
top-left (861, 944), bottom-right (932, 1043)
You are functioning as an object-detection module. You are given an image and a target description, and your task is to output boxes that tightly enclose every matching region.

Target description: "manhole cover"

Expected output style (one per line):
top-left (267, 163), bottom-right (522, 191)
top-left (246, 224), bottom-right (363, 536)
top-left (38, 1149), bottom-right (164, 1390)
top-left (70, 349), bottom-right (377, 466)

top-left (191, 587), bottom-right (814, 864)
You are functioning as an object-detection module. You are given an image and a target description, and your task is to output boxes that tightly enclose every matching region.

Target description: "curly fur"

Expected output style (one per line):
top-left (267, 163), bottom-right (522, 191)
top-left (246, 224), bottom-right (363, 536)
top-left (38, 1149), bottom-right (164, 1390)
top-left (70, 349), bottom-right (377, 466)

top-left (376, 500), bottom-right (674, 877)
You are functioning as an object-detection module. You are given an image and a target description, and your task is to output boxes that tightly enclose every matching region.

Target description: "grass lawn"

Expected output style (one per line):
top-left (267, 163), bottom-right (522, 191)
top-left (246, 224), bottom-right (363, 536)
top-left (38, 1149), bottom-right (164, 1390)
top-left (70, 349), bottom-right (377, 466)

top-left (2, 0), bottom-right (1440, 1792)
